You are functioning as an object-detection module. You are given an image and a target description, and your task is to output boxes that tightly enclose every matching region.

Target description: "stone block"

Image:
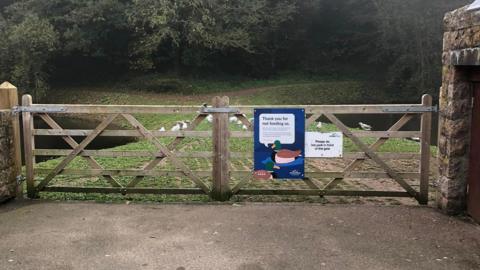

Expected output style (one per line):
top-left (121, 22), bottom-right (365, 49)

top-left (440, 97), bottom-right (472, 120)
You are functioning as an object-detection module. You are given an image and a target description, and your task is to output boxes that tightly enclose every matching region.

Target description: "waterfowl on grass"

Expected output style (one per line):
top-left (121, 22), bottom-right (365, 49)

top-left (206, 114), bottom-right (213, 123)
top-left (359, 122), bottom-right (372, 131)
top-left (171, 122), bottom-right (181, 132)
top-left (229, 116), bottom-right (238, 123)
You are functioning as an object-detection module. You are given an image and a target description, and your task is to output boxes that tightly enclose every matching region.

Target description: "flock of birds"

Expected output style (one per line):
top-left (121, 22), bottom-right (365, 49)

top-left (158, 115), bottom-right (252, 132)
top-left (157, 112), bottom-right (420, 143)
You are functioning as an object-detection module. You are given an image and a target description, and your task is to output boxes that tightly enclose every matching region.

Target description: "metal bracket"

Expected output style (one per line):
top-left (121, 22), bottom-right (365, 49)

top-left (382, 105), bottom-right (437, 113)
top-left (200, 107), bottom-right (240, 113)
top-left (12, 106), bottom-right (67, 114)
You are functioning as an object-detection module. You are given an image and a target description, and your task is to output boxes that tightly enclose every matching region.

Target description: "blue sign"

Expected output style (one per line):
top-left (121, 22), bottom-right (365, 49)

top-left (253, 108), bottom-right (305, 180)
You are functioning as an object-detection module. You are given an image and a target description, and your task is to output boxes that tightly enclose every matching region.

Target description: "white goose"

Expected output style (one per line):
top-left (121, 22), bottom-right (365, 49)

top-left (171, 122), bottom-right (181, 132)
top-left (206, 114), bottom-right (213, 123)
top-left (229, 116), bottom-right (238, 123)
top-left (359, 122), bottom-right (372, 131)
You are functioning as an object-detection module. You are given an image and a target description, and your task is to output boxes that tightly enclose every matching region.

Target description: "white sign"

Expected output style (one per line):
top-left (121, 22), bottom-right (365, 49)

top-left (259, 113), bottom-right (295, 146)
top-left (305, 132), bottom-right (343, 158)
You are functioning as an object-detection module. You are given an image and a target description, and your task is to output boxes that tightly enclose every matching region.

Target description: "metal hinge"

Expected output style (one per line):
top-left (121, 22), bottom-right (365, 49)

top-left (382, 105), bottom-right (438, 113)
top-left (12, 106), bottom-right (67, 114)
top-left (16, 175), bottom-right (26, 185)
top-left (200, 107), bottom-right (240, 113)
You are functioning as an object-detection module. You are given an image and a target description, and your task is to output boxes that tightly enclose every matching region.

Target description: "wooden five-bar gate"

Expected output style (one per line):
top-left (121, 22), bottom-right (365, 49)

top-left (17, 94), bottom-right (434, 204)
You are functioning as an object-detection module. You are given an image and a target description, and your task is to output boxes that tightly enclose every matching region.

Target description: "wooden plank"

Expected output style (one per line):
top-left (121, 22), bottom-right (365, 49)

top-left (235, 104), bottom-right (429, 114)
top-left (236, 113), bottom-right (253, 131)
top-left (36, 114), bottom-right (119, 191)
top-left (34, 169), bottom-right (418, 179)
top-left (33, 129), bottom-right (212, 137)
top-left (324, 113), bottom-right (418, 198)
top-left (38, 114), bottom-right (122, 188)
top-left (33, 129), bottom-right (419, 139)
top-left (24, 103), bottom-right (430, 115)
top-left (33, 149), bottom-right (258, 159)
top-left (236, 189), bottom-right (410, 197)
top-left (42, 186), bottom-right (205, 195)
top-left (35, 169), bottom-right (212, 177)
top-left (303, 178), bottom-right (321, 190)
top-left (419, 95), bottom-right (432, 205)
top-left (306, 113), bottom-right (322, 127)
top-left (25, 104), bottom-right (202, 114)
top-left (348, 131), bottom-right (421, 138)
top-left (0, 82), bottom-right (22, 198)
top-left (211, 96), bottom-right (232, 200)
top-left (126, 114), bottom-right (206, 188)
top-left (21, 95), bottom-right (36, 198)
top-left (121, 113), bottom-right (210, 193)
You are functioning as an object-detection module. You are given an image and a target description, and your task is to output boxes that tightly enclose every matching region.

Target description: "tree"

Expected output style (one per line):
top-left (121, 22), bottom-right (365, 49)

top-left (127, 0), bottom-right (265, 73)
top-left (0, 14), bottom-right (58, 99)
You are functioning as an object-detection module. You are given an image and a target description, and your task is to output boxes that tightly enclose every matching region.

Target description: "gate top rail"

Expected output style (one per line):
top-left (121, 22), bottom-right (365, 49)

top-left (13, 103), bottom-right (437, 114)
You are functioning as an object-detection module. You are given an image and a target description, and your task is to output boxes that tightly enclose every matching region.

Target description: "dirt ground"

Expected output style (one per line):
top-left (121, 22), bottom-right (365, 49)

top-left (1, 200), bottom-right (479, 270)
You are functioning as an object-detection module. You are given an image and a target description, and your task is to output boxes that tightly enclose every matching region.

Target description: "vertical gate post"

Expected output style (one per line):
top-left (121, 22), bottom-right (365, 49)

top-left (0, 82), bottom-right (22, 199)
top-left (22, 95), bottom-right (36, 198)
top-left (419, 94), bottom-right (433, 205)
top-left (211, 96), bottom-right (232, 201)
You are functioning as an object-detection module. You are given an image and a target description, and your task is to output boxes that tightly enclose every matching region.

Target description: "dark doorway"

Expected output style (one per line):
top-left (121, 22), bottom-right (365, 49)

top-left (468, 78), bottom-right (480, 222)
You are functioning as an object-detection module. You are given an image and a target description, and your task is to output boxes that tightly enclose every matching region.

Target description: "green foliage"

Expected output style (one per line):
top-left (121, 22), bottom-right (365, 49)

top-left (0, 14), bottom-right (58, 99)
top-left (0, 0), bottom-right (472, 100)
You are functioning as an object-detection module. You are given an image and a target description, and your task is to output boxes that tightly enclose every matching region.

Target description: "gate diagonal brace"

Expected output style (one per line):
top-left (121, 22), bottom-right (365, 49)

top-left (322, 113), bottom-right (415, 190)
top-left (38, 114), bottom-right (123, 188)
top-left (125, 114), bottom-right (206, 188)
top-left (324, 113), bottom-right (418, 198)
top-left (121, 114), bottom-right (210, 194)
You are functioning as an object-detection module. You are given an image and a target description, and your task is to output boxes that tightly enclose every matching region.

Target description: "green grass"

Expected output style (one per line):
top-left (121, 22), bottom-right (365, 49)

top-left (47, 73), bottom-right (391, 106)
top-left (31, 73), bottom-right (434, 203)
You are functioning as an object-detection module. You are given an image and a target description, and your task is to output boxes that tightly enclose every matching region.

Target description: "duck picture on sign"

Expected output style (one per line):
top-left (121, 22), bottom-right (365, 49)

top-left (253, 108), bottom-right (305, 180)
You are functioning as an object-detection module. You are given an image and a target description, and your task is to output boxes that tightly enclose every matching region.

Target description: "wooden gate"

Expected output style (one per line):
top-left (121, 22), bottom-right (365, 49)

top-left (18, 94), bottom-right (434, 204)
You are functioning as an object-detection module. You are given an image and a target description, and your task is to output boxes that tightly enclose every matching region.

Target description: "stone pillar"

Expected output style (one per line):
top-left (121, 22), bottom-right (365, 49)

top-left (438, 6), bottom-right (480, 214)
top-left (0, 82), bottom-right (21, 202)
top-left (0, 111), bottom-right (18, 202)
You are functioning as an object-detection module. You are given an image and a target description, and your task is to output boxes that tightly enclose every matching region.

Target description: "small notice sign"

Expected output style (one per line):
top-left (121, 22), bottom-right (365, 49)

top-left (305, 132), bottom-right (343, 158)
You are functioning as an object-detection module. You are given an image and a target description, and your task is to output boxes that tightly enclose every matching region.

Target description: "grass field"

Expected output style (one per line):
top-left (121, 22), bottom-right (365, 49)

top-left (30, 74), bottom-right (434, 204)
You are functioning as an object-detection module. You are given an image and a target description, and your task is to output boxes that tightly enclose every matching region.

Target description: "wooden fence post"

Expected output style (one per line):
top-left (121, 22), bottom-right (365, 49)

top-left (211, 96), bottom-right (232, 201)
top-left (419, 94), bottom-right (432, 205)
top-left (0, 82), bottom-right (22, 199)
top-left (22, 95), bottom-right (36, 198)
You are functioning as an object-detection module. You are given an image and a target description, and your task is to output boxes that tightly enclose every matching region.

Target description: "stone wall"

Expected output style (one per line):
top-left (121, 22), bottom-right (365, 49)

top-left (438, 6), bottom-right (480, 214)
top-left (0, 110), bottom-right (17, 202)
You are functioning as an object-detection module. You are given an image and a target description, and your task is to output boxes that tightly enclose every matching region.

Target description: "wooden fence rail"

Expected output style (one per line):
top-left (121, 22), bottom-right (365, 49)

top-left (18, 94), bottom-right (434, 203)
